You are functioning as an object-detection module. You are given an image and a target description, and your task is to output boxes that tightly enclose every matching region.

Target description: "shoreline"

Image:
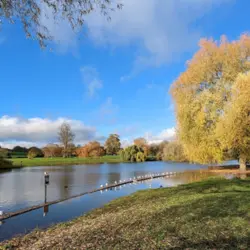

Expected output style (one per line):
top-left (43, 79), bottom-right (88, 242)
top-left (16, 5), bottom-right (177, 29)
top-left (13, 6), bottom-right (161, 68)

top-left (1, 177), bottom-right (249, 249)
top-left (208, 164), bottom-right (250, 174)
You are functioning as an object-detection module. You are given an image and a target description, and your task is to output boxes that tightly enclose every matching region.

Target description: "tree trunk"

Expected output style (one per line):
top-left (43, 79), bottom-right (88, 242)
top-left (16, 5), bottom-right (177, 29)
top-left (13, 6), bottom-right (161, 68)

top-left (239, 154), bottom-right (247, 172)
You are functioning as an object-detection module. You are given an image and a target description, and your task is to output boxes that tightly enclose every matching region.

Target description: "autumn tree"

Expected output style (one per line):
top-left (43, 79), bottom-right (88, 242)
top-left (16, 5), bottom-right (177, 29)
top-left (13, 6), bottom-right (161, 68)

top-left (0, 0), bottom-right (122, 47)
top-left (216, 73), bottom-right (250, 171)
top-left (134, 137), bottom-right (147, 147)
top-left (134, 137), bottom-right (149, 156)
top-left (42, 144), bottom-right (63, 158)
top-left (171, 34), bottom-right (250, 170)
top-left (155, 141), bottom-right (169, 160)
top-left (58, 122), bottom-right (75, 157)
top-left (76, 141), bottom-right (105, 157)
top-left (104, 134), bottom-right (121, 155)
top-left (75, 146), bottom-right (88, 158)
top-left (68, 143), bottom-right (77, 157)
top-left (163, 141), bottom-right (187, 162)
top-left (148, 143), bottom-right (160, 157)
top-left (27, 147), bottom-right (44, 159)
top-left (88, 141), bottom-right (105, 157)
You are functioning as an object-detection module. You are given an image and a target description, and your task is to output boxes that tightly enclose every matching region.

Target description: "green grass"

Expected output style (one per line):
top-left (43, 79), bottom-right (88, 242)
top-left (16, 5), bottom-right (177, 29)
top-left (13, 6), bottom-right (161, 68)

top-left (9, 155), bottom-right (122, 167)
top-left (7, 155), bottom-right (157, 168)
top-left (1, 178), bottom-right (250, 249)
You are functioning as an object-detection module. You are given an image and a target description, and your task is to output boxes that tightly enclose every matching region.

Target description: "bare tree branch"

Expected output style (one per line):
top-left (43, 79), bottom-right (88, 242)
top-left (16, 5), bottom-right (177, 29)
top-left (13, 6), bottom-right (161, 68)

top-left (0, 0), bottom-right (123, 48)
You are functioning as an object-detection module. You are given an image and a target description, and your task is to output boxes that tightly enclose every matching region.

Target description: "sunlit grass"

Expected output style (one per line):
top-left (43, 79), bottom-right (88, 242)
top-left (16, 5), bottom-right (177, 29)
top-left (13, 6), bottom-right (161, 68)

top-left (9, 155), bottom-right (122, 167)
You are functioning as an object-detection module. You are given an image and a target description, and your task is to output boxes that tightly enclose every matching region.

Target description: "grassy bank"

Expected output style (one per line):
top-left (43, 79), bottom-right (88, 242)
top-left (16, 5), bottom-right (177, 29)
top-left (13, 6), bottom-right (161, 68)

top-left (5, 156), bottom-right (158, 168)
top-left (1, 178), bottom-right (249, 249)
top-left (9, 155), bottom-right (122, 167)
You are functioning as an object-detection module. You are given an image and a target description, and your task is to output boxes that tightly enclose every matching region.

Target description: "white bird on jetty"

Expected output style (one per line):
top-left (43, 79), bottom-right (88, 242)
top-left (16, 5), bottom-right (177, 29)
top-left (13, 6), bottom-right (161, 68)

top-left (114, 181), bottom-right (117, 184)
top-left (106, 183), bottom-right (108, 186)
top-left (100, 185), bottom-right (103, 188)
top-left (0, 211), bottom-right (3, 216)
top-left (119, 180), bottom-right (122, 183)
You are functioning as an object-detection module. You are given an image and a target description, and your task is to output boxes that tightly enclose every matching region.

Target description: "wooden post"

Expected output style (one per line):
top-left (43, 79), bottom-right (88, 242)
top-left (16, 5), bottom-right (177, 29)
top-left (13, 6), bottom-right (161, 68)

top-left (44, 172), bottom-right (49, 204)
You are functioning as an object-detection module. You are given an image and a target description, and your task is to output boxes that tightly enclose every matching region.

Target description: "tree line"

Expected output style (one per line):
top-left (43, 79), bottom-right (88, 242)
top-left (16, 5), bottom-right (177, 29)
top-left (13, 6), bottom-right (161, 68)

top-left (0, 123), bottom-right (187, 163)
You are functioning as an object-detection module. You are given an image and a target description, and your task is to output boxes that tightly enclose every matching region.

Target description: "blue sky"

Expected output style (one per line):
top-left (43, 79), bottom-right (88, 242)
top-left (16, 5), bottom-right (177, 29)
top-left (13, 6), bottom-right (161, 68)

top-left (0, 0), bottom-right (249, 148)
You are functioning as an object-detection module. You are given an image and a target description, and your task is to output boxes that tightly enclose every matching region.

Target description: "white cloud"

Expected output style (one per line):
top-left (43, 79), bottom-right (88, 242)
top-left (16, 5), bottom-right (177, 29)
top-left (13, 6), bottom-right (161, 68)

top-left (120, 127), bottom-right (176, 148)
top-left (36, 0), bottom-right (231, 62)
top-left (86, 0), bottom-right (231, 76)
top-left (145, 127), bottom-right (176, 144)
top-left (80, 66), bottom-right (103, 98)
top-left (0, 116), bottom-right (100, 149)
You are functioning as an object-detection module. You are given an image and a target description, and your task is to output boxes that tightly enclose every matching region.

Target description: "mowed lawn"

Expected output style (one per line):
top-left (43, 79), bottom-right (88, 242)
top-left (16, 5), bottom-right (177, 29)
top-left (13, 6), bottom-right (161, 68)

top-left (10, 155), bottom-right (122, 167)
top-left (1, 178), bottom-right (250, 249)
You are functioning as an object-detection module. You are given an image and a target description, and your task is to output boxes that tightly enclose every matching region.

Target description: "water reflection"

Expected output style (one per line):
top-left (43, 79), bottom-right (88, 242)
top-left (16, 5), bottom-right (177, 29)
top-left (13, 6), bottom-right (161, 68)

top-left (43, 204), bottom-right (49, 217)
top-left (0, 162), bottom-right (208, 213)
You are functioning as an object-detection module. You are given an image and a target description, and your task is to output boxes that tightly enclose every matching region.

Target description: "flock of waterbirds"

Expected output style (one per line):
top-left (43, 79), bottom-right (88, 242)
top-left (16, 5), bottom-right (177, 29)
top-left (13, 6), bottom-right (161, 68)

top-left (99, 171), bottom-right (177, 192)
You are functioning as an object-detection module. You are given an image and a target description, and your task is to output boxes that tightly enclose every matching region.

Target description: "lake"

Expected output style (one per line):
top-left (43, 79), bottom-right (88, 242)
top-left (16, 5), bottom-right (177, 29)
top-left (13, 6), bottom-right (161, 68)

top-left (0, 161), bottom-right (214, 241)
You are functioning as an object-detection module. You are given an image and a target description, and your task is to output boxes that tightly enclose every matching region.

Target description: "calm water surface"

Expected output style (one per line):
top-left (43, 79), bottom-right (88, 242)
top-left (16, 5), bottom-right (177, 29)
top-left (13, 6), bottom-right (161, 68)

top-left (0, 161), bottom-right (215, 241)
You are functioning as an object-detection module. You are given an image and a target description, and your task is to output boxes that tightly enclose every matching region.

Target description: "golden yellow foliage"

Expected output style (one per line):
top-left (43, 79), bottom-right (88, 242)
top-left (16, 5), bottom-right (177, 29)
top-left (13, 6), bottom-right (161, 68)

top-left (171, 34), bottom-right (250, 168)
top-left (216, 73), bottom-right (250, 170)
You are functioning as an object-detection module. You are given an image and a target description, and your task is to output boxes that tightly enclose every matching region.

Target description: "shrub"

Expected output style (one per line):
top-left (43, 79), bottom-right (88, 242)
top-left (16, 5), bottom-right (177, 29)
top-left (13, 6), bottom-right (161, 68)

top-left (0, 148), bottom-right (11, 158)
top-left (136, 152), bottom-right (145, 162)
top-left (0, 156), bottom-right (13, 168)
top-left (27, 147), bottom-right (44, 159)
top-left (120, 145), bottom-right (145, 162)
